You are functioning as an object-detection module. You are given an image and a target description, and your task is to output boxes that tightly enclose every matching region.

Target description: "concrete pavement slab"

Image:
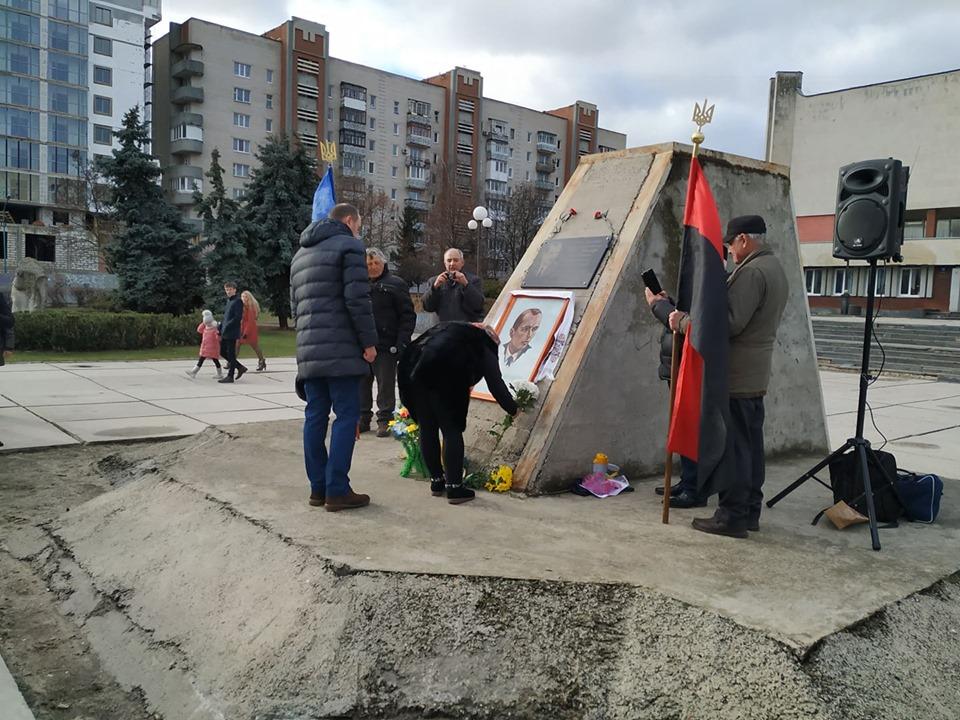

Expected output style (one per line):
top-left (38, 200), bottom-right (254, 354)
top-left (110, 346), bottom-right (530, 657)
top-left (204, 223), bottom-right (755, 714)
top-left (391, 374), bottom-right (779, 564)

top-left (31, 401), bottom-right (175, 423)
top-left (0, 373), bottom-right (132, 406)
top-left (190, 407), bottom-right (304, 426)
top-left (0, 408), bottom-right (79, 450)
top-left (57, 414), bottom-right (209, 443)
top-left (150, 395), bottom-right (287, 414)
top-left (250, 392), bottom-right (305, 408)
top-left (0, 654), bottom-right (34, 720)
top-left (0, 395), bottom-right (14, 408)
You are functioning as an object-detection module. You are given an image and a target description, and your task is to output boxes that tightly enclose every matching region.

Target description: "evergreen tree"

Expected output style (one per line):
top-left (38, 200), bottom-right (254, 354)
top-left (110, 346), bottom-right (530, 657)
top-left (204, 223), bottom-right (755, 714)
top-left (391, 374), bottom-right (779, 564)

top-left (99, 107), bottom-right (202, 314)
top-left (392, 205), bottom-right (427, 286)
top-left (193, 149), bottom-right (261, 308)
top-left (242, 135), bottom-right (316, 328)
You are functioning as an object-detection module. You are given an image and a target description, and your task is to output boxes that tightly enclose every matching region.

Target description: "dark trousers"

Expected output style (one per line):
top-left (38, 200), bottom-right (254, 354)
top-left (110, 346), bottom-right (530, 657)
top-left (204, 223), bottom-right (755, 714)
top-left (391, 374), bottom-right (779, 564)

top-left (360, 352), bottom-right (398, 425)
top-left (678, 455), bottom-right (699, 495)
top-left (416, 387), bottom-right (468, 485)
top-left (195, 357), bottom-right (222, 369)
top-left (220, 338), bottom-right (247, 378)
top-left (717, 397), bottom-right (766, 527)
top-left (303, 376), bottom-right (362, 497)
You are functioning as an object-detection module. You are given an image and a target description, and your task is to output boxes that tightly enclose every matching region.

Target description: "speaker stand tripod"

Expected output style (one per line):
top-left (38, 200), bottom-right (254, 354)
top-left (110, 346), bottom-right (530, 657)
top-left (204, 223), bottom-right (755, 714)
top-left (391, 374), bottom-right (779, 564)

top-left (766, 258), bottom-right (895, 551)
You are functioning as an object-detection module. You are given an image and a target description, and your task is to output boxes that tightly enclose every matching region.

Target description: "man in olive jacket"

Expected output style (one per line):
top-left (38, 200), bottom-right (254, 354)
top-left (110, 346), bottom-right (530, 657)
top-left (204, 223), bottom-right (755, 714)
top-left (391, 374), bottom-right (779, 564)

top-left (670, 215), bottom-right (788, 538)
top-left (291, 203), bottom-right (378, 512)
top-left (361, 246), bottom-right (416, 437)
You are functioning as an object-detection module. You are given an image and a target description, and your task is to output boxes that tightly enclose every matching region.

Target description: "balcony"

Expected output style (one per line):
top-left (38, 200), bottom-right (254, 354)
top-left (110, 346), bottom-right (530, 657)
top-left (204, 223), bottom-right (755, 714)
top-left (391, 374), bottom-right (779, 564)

top-left (340, 119), bottom-right (366, 133)
top-left (171, 138), bottom-right (202, 155)
top-left (407, 132), bottom-right (431, 148)
top-left (405, 158), bottom-right (430, 169)
top-left (486, 127), bottom-right (509, 142)
top-left (535, 179), bottom-right (554, 191)
top-left (172, 190), bottom-right (198, 206)
top-left (535, 157), bottom-right (555, 173)
top-left (536, 140), bottom-right (557, 153)
top-left (406, 176), bottom-right (428, 190)
top-left (171, 111), bottom-right (203, 128)
top-left (341, 165), bottom-right (365, 178)
top-left (171, 58), bottom-right (204, 79)
top-left (171, 85), bottom-right (203, 105)
top-left (340, 95), bottom-right (366, 112)
top-left (407, 111), bottom-right (430, 124)
top-left (487, 145), bottom-right (509, 161)
top-left (485, 187), bottom-right (508, 199)
top-left (170, 22), bottom-right (202, 53)
top-left (404, 197), bottom-right (429, 211)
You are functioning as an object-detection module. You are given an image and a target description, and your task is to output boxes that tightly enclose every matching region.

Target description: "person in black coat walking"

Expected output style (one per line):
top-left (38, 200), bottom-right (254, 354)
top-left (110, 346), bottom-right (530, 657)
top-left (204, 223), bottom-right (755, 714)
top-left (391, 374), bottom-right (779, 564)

top-left (421, 248), bottom-right (485, 322)
top-left (291, 203), bottom-right (378, 512)
top-left (645, 287), bottom-right (703, 508)
top-left (217, 281), bottom-right (247, 383)
top-left (361, 247), bottom-right (416, 437)
top-left (398, 322), bottom-right (518, 504)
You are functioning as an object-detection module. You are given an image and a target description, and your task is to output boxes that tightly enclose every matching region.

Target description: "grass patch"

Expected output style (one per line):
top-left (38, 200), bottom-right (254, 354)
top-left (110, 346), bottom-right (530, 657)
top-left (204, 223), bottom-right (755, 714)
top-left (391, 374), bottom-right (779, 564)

top-left (10, 327), bottom-right (298, 363)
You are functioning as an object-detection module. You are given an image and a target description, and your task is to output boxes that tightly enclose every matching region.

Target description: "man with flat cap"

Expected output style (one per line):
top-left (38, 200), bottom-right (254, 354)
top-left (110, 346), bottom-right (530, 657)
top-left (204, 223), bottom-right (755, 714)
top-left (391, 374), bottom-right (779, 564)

top-left (670, 214), bottom-right (788, 538)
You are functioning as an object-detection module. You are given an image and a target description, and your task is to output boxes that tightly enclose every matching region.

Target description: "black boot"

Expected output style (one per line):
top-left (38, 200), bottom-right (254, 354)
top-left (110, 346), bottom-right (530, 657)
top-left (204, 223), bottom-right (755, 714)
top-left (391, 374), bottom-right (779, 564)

top-left (446, 483), bottom-right (475, 505)
top-left (430, 477), bottom-right (445, 497)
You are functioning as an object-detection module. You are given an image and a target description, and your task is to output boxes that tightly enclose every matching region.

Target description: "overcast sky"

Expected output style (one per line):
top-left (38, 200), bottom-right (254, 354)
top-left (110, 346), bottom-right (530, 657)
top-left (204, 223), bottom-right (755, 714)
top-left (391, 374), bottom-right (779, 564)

top-left (159, 0), bottom-right (960, 159)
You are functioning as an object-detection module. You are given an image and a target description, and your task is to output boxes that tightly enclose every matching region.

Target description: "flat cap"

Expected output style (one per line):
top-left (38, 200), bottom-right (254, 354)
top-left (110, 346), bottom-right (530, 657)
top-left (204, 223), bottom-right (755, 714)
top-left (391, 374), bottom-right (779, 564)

top-left (724, 215), bottom-right (766, 244)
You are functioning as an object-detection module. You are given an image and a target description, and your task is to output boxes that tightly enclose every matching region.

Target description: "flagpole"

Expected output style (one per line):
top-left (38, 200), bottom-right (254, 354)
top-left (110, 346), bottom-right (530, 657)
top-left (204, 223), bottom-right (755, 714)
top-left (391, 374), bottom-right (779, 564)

top-left (662, 99), bottom-right (714, 525)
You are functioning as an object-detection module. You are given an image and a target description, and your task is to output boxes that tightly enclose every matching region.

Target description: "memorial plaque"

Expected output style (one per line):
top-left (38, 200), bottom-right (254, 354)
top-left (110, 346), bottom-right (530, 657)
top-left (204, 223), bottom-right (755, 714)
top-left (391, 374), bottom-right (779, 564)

top-left (521, 235), bottom-right (611, 289)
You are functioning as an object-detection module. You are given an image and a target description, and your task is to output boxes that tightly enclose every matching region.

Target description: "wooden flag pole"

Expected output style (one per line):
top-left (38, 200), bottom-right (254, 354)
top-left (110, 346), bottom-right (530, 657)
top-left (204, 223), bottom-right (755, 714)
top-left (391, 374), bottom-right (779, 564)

top-left (662, 99), bottom-right (714, 525)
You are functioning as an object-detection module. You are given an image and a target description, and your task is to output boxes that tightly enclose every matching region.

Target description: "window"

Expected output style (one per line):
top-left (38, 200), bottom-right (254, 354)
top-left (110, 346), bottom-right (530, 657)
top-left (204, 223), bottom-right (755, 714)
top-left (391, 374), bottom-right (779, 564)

top-left (328, 84), bottom-right (333, 98)
top-left (526, 151), bottom-right (531, 161)
top-left (93, 95), bottom-right (111, 115)
top-left (93, 36), bottom-right (111, 56)
top-left (327, 107), bottom-right (333, 121)
top-left (902, 220), bottom-right (925, 239)
top-left (234, 61), bottom-right (251, 78)
top-left (510, 128), bottom-right (515, 140)
top-left (370, 94), bottom-right (376, 108)
top-left (390, 188), bottom-right (396, 200)
top-left (93, 65), bottom-right (112, 86)
top-left (92, 5), bottom-right (111, 25)
top-left (393, 100), bottom-right (399, 114)
top-left (49, 0), bottom-right (86, 24)
top-left (339, 128), bottom-right (365, 147)
top-left (0, 76), bottom-right (39, 108)
top-left (935, 218), bottom-right (960, 238)
top-left (874, 267), bottom-right (888, 296)
top-left (234, 87), bottom-right (251, 103)
top-left (232, 163), bottom-right (250, 178)
top-left (369, 139), bottom-right (375, 151)
top-left (0, 139), bottom-right (39, 171)
top-left (47, 145), bottom-right (85, 175)
top-left (47, 115), bottom-right (84, 145)
top-left (233, 112), bottom-right (250, 128)
top-left (172, 176), bottom-right (201, 193)
top-left (369, 117), bottom-right (375, 130)
top-left (527, 132), bottom-right (531, 142)
top-left (392, 144), bottom-right (398, 156)
top-left (49, 53), bottom-right (87, 85)
top-left (93, 124), bottom-right (112, 145)
top-left (391, 166), bottom-right (397, 177)
top-left (368, 161), bottom-right (375, 174)
top-left (2, 44), bottom-right (40, 75)
top-left (265, 118), bottom-right (273, 132)
top-left (833, 268), bottom-right (854, 295)
top-left (265, 94), bottom-right (273, 109)
top-left (232, 187), bottom-right (247, 200)
top-left (899, 267), bottom-right (924, 297)
top-left (52, 210), bottom-right (69, 225)
top-left (494, 160), bottom-right (507, 173)
top-left (232, 138), bottom-right (250, 153)
top-left (49, 21), bottom-right (86, 54)
top-left (508, 167), bottom-right (512, 178)
top-left (393, 123), bottom-right (399, 135)
top-left (25, 234), bottom-right (55, 262)
top-left (266, 69), bottom-right (274, 84)
top-left (804, 268), bottom-right (824, 296)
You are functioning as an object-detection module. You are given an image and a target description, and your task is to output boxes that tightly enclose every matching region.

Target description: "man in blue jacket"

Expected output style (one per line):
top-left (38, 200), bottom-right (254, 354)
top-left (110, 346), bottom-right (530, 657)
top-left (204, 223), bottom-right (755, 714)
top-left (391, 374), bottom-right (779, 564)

top-left (218, 281), bottom-right (247, 383)
top-left (291, 203), bottom-right (378, 512)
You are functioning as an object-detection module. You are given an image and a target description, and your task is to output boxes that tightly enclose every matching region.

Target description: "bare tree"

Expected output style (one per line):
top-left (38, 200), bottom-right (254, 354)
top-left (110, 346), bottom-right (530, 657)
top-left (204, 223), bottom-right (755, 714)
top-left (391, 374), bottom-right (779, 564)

top-left (332, 169), bottom-right (398, 250)
top-left (50, 157), bottom-right (120, 271)
top-left (424, 159), bottom-right (474, 274)
top-left (494, 182), bottom-right (545, 275)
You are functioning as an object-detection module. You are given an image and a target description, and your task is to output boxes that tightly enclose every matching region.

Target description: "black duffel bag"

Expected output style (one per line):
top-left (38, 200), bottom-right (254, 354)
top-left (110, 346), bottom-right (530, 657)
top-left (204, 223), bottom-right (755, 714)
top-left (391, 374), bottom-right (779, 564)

top-left (827, 449), bottom-right (904, 523)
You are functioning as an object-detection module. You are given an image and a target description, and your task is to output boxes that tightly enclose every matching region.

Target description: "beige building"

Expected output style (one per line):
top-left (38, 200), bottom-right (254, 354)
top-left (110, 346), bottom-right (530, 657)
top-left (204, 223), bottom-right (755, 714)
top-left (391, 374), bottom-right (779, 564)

top-left (766, 69), bottom-right (960, 314)
top-left (152, 16), bottom-right (627, 240)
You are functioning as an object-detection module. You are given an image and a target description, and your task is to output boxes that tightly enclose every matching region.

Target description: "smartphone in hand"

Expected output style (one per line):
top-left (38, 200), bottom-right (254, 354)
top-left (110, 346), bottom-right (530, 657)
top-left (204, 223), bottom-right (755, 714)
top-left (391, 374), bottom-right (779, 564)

top-left (641, 268), bottom-right (663, 296)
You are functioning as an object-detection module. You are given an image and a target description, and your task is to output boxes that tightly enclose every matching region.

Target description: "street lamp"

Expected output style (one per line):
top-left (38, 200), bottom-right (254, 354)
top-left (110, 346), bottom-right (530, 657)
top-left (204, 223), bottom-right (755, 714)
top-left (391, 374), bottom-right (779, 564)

top-left (467, 205), bottom-right (493, 278)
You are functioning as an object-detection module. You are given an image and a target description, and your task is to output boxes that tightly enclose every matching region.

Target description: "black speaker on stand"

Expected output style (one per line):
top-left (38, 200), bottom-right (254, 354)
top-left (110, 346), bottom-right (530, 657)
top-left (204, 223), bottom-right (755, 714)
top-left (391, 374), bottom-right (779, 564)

top-left (767, 158), bottom-right (909, 551)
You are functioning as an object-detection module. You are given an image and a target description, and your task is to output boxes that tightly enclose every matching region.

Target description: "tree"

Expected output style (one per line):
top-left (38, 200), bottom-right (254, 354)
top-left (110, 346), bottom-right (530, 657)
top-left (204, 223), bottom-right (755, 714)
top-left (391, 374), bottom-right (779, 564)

top-left (242, 135), bottom-right (316, 328)
top-left (333, 172), bottom-right (398, 250)
top-left (424, 160), bottom-right (473, 273)
top-left (392, 205), bottom-right (428, 287)
top-left (193, 149), bottom-right (261, 308)
top-left (50, 158), bottom-right (118, 270)
top-left (496, 182), bottom-right (545, 275)
top-left (98, 106), bottom-right (202, 314)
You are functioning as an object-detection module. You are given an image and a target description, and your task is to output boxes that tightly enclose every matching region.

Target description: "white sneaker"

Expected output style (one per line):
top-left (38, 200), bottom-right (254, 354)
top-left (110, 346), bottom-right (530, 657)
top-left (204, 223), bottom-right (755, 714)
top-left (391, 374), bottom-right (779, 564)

top-left (185, 368), bottom-right (198, 380)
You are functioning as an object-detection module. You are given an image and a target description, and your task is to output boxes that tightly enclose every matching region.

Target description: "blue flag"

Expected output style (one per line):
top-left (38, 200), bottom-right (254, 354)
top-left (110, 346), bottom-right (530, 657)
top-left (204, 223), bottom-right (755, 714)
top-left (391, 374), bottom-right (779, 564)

top-left (311, 166), bottom-right (336, 222)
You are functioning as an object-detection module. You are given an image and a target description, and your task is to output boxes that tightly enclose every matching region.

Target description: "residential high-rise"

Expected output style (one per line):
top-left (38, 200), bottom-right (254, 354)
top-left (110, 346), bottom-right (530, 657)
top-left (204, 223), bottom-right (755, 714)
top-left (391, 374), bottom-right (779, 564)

top-left (0, 0), bottom-right (160, 280)
top-left (152, 16), bottom-right (627, 243)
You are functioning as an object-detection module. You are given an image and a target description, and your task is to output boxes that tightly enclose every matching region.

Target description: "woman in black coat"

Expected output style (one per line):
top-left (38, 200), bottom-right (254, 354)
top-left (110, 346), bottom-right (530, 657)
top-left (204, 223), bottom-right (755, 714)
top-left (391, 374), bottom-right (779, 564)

top-left (398, 322), bottom-right (518, 504)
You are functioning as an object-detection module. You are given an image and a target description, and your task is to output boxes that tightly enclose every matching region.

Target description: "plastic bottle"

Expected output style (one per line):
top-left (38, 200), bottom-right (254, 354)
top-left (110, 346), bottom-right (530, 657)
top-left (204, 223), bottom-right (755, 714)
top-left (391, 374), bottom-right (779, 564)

top-left (592, 452), bottom-right (608, 475)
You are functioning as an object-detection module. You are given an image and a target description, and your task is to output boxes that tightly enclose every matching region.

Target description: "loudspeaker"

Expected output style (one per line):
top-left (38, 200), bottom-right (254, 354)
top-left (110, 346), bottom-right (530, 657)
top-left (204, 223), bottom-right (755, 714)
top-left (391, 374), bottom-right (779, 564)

top-left (833, 159), bottom-right (909, 261)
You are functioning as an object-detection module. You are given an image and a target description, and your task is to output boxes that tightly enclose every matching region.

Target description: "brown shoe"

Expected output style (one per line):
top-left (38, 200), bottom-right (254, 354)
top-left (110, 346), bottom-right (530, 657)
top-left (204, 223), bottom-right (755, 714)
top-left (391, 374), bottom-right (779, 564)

top-left (324, 490), bottom-right (370, 512)
top-left (691, 516), bottom-right (748, 539)
top-left (308, 493), bottom-right (325, 507)
top-left (358, 422), bottom-right (371, 434)
top-left (376, 422), bottom-right (390, 438)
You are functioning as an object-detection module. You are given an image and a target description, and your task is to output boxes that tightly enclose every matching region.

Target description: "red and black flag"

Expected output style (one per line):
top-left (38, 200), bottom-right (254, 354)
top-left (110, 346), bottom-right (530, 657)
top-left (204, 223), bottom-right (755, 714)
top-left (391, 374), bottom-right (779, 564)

top-left (666, 157), bottom-right (732, 495)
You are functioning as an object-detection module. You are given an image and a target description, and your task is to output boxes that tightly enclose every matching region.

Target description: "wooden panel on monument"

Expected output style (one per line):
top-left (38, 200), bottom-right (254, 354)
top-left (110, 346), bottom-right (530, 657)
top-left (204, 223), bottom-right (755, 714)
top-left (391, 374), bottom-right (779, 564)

top-left (520, 235), bottom-right (611, 289)
top-left (461, 143), bottom-right (830, 495)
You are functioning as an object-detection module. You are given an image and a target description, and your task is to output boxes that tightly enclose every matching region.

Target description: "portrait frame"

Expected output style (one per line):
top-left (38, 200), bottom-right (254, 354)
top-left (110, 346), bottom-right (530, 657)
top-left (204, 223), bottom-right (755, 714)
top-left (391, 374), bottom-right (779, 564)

top-left (471, 291), bottom-right (571, 402)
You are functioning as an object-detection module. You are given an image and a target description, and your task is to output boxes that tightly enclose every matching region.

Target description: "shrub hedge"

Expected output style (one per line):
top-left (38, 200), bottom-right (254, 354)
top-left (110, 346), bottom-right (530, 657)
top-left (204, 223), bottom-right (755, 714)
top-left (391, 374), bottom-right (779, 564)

top-left (14, 310), bottom-right (198, 352)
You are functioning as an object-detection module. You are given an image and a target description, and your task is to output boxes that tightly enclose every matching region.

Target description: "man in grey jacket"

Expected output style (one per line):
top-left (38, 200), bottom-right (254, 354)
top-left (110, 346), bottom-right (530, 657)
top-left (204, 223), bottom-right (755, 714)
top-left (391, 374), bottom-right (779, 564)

top-left (291, 203), bottom-right (378, 512)
top-left (670, 215), bottom-right (788, 538)
top-left (421, 248), bottom-right (485, 322)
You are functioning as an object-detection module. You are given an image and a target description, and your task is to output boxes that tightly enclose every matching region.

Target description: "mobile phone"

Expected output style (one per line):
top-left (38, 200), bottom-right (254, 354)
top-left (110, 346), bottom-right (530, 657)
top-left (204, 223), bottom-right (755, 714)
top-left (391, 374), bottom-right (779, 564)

top-left (641, 268), bottom-right (663, 296)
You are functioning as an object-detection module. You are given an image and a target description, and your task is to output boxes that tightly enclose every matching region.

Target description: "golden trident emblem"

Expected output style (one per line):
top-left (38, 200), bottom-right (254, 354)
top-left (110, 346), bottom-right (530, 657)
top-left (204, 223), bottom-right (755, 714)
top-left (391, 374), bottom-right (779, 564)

top-left (319, 140), bottom-right (338, 163)
top-left (691, 98), bottom-right (715, 157)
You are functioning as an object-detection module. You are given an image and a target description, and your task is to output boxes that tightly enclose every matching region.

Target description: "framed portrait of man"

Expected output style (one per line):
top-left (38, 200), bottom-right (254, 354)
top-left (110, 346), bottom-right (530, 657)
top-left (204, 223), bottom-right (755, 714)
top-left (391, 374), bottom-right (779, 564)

top-left (472, 292), bottom-right (571, 401)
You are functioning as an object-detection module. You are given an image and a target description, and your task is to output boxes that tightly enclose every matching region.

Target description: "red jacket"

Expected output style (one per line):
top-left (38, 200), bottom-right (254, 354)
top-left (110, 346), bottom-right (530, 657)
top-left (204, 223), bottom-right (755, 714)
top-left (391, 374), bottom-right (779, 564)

top-left (197, 322), bottom-right (220, 358)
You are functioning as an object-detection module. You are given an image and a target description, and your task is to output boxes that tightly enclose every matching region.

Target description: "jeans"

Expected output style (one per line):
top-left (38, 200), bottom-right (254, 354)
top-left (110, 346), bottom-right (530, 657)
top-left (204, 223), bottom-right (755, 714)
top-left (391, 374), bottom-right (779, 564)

top-left (303, 376), bottom-right (362, 497)
top-left (717, 397), bottom-right (766, 526)
top-left (360, 352), bottom-right (398, 425)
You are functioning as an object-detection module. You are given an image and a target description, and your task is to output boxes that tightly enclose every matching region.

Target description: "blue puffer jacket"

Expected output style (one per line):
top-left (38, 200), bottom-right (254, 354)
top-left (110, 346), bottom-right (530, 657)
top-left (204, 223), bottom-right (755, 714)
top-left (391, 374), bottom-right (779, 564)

top-left (290, 219), bottom-right (378, 379)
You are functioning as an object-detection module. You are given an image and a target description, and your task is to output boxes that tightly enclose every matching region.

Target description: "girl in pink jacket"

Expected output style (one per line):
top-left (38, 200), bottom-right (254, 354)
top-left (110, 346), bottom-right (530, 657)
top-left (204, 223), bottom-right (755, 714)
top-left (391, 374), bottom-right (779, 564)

top-left (186, 309), bottom-right (223, 379)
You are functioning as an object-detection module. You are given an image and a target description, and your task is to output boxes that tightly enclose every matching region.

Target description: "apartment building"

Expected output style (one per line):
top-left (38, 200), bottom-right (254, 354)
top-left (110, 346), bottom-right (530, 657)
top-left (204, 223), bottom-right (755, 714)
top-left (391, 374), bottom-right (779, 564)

top-left (766, 69), bottom-right (960, 315)
top-left (152, 16), bottom-right (627, 235)
top-left (0, 0), bottom-right (160, 280)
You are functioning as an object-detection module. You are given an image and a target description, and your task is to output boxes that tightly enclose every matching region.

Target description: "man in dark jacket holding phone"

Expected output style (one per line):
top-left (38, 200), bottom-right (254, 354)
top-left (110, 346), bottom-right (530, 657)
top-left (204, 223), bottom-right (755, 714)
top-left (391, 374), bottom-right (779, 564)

top-left (291, 203), bottom-right (378, 512)
top-left (218, 281), bottom-right (247, 383)
top-left (421, 248), bottom-right (485, 322)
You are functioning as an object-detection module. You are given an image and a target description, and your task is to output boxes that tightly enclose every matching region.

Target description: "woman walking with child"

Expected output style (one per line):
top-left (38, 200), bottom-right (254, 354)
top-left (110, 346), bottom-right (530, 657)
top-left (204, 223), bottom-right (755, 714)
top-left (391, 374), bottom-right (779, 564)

top-left (239, 290), bottom-right (267, 372)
